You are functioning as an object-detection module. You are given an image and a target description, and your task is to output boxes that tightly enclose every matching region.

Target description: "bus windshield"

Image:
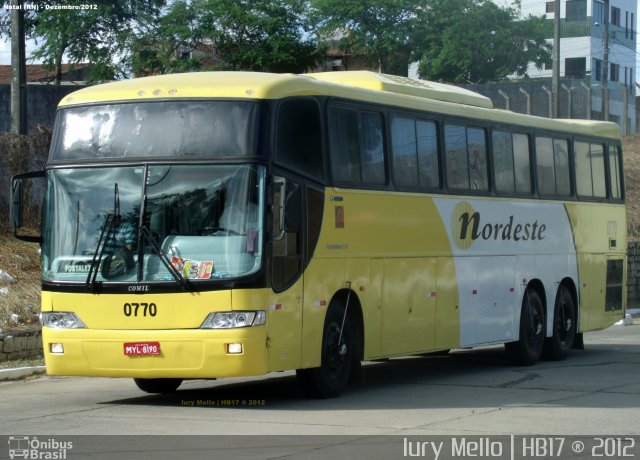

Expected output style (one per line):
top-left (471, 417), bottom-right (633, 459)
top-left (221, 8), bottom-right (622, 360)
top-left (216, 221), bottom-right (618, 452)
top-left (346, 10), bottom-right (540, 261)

top-left (51, 101), bottom-right (260, 161)
top-left (42, 164), bottom-right (265, 284)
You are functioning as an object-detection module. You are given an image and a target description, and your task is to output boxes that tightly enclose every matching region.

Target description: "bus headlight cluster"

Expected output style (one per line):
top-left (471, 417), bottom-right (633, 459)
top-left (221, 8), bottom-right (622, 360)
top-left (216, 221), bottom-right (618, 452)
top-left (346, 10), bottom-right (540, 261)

top-left (200, 311), bottom-right (266, 329)
top-left (40, 312), bottom-right (87, 329)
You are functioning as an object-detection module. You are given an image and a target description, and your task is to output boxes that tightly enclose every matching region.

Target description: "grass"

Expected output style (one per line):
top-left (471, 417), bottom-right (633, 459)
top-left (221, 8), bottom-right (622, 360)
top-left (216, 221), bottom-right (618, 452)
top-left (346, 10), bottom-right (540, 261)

top-left (0, 357), bottom-right (44, 370)
top-left (0, 225), bottom-right (41, 331)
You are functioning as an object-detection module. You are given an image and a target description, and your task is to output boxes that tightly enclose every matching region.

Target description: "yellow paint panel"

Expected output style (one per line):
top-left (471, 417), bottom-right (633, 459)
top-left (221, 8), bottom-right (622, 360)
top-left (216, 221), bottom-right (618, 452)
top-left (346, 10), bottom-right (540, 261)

top-left (317, 190), bottom-right (452, 258)
top-left (565, 202), bottom-right (627, 331)
top-left (47, 290), bottom-right (231, 330)
top-left (382, 258), bottom-right (437, 355)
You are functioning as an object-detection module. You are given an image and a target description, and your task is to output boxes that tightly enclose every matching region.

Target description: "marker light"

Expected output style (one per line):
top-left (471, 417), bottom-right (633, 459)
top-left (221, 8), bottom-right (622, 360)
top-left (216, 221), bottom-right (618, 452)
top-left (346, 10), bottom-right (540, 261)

top-left (50, 343), bottom-right (65, 354)
top-left (41, 312), bottom-right (87, 329)
top-left (200, 311), bottom-right (266, 329)
top-left (226, 343), bottom-right (243, 354)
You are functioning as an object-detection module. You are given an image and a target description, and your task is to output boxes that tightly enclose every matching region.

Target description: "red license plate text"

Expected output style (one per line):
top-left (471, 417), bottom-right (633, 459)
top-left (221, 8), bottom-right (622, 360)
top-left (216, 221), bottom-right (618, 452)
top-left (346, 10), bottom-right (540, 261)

top-left (124, 342), bottom-right (160, 356)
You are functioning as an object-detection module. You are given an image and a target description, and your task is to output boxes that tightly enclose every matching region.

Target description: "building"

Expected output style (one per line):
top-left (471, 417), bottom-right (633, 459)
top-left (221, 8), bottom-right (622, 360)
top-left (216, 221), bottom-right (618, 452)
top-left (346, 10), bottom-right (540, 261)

top-left (514, 0), bottom-right (637, 133)
top-left (0, 64), bottom-right (89, 85)
top-left (0, 64), bottom-right (89, 133)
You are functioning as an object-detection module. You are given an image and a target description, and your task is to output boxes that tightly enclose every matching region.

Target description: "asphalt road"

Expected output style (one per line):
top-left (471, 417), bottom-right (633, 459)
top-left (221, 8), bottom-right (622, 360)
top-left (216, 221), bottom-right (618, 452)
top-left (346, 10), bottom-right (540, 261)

top-left (0, 324), bottom-right (638, 459)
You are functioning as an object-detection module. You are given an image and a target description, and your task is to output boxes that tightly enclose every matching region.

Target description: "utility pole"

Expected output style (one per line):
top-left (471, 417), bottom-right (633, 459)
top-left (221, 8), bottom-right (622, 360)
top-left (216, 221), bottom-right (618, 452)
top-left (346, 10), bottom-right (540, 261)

top-left (551, 0), bottom-right (561, 118)
top-left (602, 0), bottom-right (609, 121)
top-left (10, 0), bottom-right (27, 134)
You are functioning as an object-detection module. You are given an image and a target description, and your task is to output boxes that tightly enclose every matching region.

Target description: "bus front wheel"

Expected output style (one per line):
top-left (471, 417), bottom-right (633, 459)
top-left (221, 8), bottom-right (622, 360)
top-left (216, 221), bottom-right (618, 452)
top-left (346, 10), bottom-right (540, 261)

top-left (296, 305), bottom-right (354, 398)
top-left (505, 289), bottom-right (545, 366)
top-left (133, 378), bottom-right (183, 394)
top-left (543, 285), bottom-right (576, 360)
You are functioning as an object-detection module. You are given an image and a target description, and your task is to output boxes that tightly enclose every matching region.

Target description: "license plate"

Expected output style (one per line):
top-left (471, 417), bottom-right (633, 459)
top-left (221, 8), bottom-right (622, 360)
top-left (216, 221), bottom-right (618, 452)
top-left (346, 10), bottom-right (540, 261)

top-left (124, 342), bottom-right (160, 356)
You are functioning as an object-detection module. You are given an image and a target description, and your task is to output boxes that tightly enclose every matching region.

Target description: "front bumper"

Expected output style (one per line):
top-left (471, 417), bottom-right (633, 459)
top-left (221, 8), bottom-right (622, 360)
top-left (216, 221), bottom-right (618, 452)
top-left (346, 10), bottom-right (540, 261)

top-left (42, 326), bottom-right (269, 379)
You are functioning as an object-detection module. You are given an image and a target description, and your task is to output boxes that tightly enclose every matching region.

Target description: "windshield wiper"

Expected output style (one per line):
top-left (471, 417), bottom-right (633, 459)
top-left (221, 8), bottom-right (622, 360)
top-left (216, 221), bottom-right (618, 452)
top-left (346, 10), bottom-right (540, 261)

top-left (86, 183), bottom-right (120, 292)
top-left (85, 213), bottom-right (114, 291)
top-left (139, 225), bottom-right (191, 291)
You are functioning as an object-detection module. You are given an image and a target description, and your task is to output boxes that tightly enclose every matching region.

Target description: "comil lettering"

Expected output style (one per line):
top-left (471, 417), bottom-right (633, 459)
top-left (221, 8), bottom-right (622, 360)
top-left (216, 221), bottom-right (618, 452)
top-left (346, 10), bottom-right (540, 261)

top-left (458, 212), bottom-right (546, 242)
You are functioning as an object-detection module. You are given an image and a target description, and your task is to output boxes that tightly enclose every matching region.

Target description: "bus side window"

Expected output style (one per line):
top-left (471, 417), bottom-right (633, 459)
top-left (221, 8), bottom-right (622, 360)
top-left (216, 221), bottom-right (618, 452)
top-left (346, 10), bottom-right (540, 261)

top-left (275, 99), bottom-right (324, 181)
top-left (493, 131), bottom-right (532, 195)
top-left (391, 116), bottom-right (439, 189)
top-left (536, 136), bottom-right (570, 197)
top-left (608, 145), bottom-right (622, 200)
top-left (575, 141), bottom-right (606, 199)
top-left (329, 106), bottom-right (386, 186)
top-left (493, 130), bottom-right (515, 193)
top-left (445, 124), bottom-right (488, 192)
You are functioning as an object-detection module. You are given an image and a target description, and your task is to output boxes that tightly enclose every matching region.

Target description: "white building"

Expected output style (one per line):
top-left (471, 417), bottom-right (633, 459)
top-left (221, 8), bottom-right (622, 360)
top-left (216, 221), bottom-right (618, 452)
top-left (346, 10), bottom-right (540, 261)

top-left (515, 0), bottom-right (637, 132)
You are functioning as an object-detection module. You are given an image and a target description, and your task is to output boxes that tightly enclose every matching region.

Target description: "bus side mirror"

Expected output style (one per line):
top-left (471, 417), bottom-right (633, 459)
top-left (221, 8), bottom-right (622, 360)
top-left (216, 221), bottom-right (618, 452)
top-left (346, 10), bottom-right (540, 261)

top-left (272, 176), bottom-right (286, 241)
top-left (11, 179), bottom-right (24, 229)
top-left (11, 170), bottom-right (45, 244)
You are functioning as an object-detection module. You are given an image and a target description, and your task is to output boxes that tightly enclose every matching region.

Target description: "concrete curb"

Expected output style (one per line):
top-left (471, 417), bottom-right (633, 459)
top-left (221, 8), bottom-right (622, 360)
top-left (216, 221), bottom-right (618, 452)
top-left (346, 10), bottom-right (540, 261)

top-left (0, 366), bottom-right (46, 381)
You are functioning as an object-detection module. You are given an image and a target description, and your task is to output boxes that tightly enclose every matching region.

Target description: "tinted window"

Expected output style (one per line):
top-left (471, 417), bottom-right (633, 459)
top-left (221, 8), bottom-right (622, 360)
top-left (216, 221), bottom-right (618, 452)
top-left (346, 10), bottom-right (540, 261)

top-left (360, 112), bottom-right (386, 184)
top-left (52, 102), bottom-right (259, 161)
top-left (536, 136), bottom-right (571, 196)
top-left (329, 108), bottom-right (360, 183)
top-left (493, 131), bottom-right (515, 193)
top-left (416, 120), bottom-right (440, 188)
top-left (609, 145), bottom-right (622, 199)
top-left (513, 133), bottom-right (532, 193)
top-left (276, 99), bottom-right (324, 180)
top-left (554, 139), bottom-right (571, 196)
top-left (391, 117), bottom-right (439, 188)
top-left (445, 125), bottom-right (469, 189)
top-left (575, 141), bottom-right (606, 198)
top-left (329, 107), bottom-right (386, 185)
top-left (391, 117), bottom-right (419, 186)
top-left (445, 124), bottom-right (487, 191)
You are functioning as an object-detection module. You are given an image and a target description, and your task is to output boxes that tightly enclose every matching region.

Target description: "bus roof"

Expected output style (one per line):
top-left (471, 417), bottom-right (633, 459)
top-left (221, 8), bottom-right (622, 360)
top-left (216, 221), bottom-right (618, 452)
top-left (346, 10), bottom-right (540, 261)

top-left (59, 71), bottom-right (621, 141)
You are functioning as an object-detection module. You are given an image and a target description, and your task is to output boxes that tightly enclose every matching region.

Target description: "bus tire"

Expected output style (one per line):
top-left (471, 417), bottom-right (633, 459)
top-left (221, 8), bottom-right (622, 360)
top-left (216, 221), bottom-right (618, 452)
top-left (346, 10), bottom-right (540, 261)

top-left (505, 289), bottom-right (545, 366)
top-left (296, 305), bottom-right (353, 398)
top-left (133, 378), bottom-right (182, 394)
top-left (542, 284), bottom-right (576, 361)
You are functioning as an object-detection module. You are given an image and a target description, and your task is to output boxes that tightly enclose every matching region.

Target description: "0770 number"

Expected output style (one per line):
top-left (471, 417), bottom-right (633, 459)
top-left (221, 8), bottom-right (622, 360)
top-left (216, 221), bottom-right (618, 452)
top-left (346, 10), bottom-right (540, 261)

top-left (123, 302), bottom-right (157, 317)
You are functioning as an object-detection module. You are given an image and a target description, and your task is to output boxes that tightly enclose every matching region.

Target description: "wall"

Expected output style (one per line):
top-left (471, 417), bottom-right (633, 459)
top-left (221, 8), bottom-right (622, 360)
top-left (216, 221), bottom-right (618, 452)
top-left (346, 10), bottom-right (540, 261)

top-left (627, 241), bottom-right (640, 308)
top-left (460, 78), bottom-right (637, 134)
top-left (0, 327), bottom-right (43, 361)
top-left (0, 84), bottom-right (85, 133)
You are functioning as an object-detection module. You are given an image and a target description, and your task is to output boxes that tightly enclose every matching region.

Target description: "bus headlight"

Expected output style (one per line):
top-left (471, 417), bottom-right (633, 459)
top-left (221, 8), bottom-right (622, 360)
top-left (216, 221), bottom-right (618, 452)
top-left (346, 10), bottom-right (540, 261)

top-left (41, 312), bottom-right (87, 329)
top-left (200, 311), bottom-right (266, 329)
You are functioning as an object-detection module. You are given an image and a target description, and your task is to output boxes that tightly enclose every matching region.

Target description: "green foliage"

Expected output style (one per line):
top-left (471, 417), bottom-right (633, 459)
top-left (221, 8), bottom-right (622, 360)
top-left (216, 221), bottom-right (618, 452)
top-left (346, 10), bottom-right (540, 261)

top-left (416, 0), bottom-right (551, 83)
top-left (0, 0), bottom-right (164, 83)
top-left (130, 0), bottom-right (203, 76)
top-left (311, 0), bottom-right (426, 75)
top-left (1, 0), bottom-right (551, 83)
top-left (194, 0), bottom-right (318, 73)
top-left (132, 0), bottom-right (319, 74)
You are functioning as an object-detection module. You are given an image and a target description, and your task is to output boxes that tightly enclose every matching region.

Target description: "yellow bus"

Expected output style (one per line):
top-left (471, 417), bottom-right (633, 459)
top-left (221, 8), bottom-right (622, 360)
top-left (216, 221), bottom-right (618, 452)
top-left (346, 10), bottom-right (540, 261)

top-left (11, 71), bottom-right (626, 398)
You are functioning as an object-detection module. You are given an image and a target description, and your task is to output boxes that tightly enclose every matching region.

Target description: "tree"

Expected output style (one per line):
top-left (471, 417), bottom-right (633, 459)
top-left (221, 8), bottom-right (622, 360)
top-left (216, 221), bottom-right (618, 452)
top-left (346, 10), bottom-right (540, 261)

top-left (310, 0), bottom-right (426, 76)
top-left (416, 0), bottom-right (551, 83)
top-left (194, 0), bottom-right (319, 73)
top-left (0, 1), bottom-right (165, 84)
top-left (131, 0), bottom-right (319, 74)
top-left (131, 0), bottom-right (204, 76)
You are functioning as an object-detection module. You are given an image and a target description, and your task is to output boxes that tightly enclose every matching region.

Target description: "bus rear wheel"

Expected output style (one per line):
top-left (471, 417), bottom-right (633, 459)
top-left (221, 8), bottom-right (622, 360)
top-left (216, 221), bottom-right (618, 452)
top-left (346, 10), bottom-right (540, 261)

top-left (543, 285), bottom-right (576, 360)
top-left (505, 289), bottom-right (545, 366)
top-left (296, 305), bottom-right (354, 398)
top-left (133, 378), bottom-right (183, 394)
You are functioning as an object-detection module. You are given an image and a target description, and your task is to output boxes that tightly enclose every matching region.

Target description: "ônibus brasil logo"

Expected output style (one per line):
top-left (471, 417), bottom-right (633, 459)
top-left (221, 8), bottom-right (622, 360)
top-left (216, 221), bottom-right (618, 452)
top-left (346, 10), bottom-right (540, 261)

top-left (8, 436), bottom-right (73, 460)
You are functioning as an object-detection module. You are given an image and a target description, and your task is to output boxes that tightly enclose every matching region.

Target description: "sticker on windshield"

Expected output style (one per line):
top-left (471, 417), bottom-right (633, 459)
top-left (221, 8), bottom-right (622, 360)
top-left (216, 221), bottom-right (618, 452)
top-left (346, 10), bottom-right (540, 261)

top-left (171, 256), bottom-right (214, 279)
